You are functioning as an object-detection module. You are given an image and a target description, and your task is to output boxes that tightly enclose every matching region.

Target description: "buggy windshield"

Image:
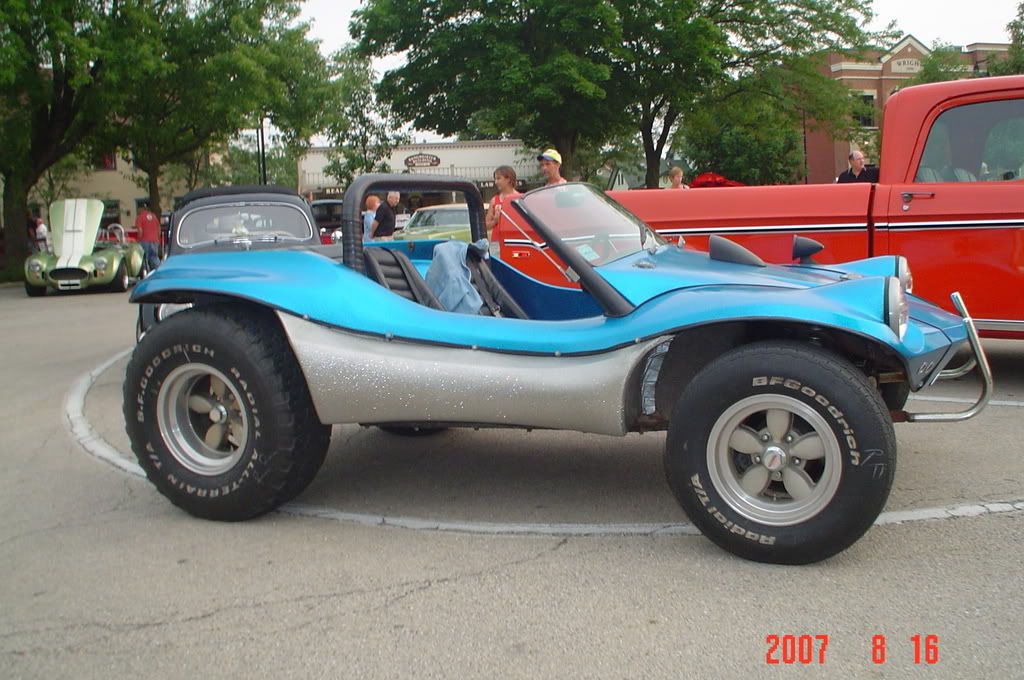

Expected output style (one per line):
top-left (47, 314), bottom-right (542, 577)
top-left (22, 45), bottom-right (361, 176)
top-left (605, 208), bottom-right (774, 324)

top-left (517, 184), bottom-right (663, 266)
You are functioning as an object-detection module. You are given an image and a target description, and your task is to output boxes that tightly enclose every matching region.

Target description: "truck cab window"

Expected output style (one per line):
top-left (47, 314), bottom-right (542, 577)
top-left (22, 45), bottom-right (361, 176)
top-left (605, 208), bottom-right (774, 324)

top-left (917, 98), bottom-right (1024, 183)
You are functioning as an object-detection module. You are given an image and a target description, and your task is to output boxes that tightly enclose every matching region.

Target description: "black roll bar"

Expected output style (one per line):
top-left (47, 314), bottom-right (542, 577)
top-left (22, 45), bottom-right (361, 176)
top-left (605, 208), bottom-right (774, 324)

top-left (340, 173), bottom-right (486, 272)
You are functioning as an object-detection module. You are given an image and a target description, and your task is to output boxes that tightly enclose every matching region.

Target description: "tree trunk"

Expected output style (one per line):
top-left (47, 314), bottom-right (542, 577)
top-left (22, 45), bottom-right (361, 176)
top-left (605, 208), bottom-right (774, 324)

top-left (2, 173), bottom-right (31, 270)
top-left (641, 107), bottom-right (681, 188)
top-left (147, 169), bottom-right (162, 214)
top-left (642, 128), bottom-right (661, 188)
top-left (552, 132), bottom-right (579, 181)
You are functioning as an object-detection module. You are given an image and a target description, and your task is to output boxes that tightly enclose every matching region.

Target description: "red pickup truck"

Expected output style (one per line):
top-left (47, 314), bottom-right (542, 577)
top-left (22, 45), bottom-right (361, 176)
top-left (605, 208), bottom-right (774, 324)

top-left (494, 76), bottom-right (1024, 339)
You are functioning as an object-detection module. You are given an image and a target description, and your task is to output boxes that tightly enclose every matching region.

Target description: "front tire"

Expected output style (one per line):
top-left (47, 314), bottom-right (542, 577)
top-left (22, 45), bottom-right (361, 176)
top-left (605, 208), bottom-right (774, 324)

top-left (123, 306), bottom-right (331, 520)
top-left (109, 261), bottom-right (129, 292)
top-left (665, 341), bottom-right (896, 564)
top-left (24, 282), bottom-right (46, 297)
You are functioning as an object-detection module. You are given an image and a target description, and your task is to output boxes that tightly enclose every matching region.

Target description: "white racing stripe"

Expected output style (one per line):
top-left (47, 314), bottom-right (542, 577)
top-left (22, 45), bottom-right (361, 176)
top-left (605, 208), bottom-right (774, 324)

top-left (66, 350), bottom-right (1024, 537)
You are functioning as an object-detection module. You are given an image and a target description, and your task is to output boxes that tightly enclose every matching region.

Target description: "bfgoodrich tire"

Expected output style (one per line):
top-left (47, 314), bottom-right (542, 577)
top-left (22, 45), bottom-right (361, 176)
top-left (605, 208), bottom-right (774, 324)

top-left (665, 341), bottom-right (896, 565)
top-left (123, 306), bottom-right (331, 520)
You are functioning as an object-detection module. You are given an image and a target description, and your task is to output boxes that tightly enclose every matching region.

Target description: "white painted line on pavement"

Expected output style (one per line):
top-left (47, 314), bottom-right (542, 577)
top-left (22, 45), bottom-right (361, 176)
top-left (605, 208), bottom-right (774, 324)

top-left (67, 350), bottom-right (1024, 538)
top-left (64, 347), bottom-right (144, 478)
top-left (910, 395), bottom-right (1024, 408)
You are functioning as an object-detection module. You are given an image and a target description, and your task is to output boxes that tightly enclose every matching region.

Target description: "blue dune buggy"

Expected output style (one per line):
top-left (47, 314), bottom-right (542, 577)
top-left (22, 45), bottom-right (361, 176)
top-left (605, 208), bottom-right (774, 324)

top-left (124, 175), bottom-right (991, 564)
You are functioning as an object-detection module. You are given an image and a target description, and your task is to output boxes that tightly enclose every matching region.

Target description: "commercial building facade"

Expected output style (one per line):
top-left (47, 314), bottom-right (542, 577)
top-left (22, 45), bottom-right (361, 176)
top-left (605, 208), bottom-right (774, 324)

top-left (806, 35), bottom-right (1009, 183)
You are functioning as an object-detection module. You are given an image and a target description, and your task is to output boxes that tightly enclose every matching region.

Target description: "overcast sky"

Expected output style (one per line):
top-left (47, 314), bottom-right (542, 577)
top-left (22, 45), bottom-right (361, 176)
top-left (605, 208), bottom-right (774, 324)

top-left (299, 0), bottom-right (1021, 57)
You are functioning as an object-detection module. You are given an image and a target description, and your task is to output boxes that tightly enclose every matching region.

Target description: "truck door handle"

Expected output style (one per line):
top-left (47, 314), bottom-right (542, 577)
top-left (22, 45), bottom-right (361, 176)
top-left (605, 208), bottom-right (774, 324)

top-left (901, 191), bottom-right (935, 210)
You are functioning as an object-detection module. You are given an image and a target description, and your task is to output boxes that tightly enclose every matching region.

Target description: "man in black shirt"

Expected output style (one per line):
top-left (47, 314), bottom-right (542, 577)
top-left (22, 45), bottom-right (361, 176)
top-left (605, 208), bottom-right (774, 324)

top-left (371, 191), bottom-right (400, 240)
top-left (837, 151), bottom-right (878, 183)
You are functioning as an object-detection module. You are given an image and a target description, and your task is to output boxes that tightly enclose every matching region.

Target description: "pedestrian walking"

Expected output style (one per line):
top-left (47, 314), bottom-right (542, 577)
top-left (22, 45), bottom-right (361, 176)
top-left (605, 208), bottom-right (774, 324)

top-left (363, 195), bottom-right (381, 241)
top-left (371, 192), bottom-right (400, 241)
top-left (135, 208), bottom-right (162, 272)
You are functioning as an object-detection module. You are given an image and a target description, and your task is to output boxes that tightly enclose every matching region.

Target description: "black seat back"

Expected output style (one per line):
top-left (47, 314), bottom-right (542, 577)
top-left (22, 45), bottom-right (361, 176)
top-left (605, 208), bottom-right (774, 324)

top-left (363, 247), bottom-right (444, 310)
top-left (465, 248), bottom-right (529, 319)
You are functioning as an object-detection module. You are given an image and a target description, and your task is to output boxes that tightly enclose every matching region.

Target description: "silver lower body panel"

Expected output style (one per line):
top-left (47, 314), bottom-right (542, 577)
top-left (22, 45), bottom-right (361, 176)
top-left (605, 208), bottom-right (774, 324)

top-left (277, 312), bottom-right (666, 436)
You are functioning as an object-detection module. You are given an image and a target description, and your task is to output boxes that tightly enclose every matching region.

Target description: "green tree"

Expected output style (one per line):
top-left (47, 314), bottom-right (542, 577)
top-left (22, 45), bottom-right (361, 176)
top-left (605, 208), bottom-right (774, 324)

top-left (352, 0), bottom-right (622, 176)
top-left (323, 48), bottom-right (408, 188)
top-left (676, 57), bottom-right (871, 185)
top-left (990, 2), bottom-right (1024, 75)
top-left (107, 0), bottom-right (332, 213)
top-left (353, 0), bottom-right (887, 186)
top-left (618, 0), bottom-right (888, 186)
top-left (204, 138), bottom-right (300, 188)
top-left (610, 0), bottom-right (723, 187)
top-left (906, 43), bottom-right (970, 85)
top-left (28, 152), bottom-right (90, 214)
top-left (0, 0), bottom-right (154, 266)
top-left (679, 89), bottom-right (805, 185)
top-left (572, 134), bottom-right (645, 186)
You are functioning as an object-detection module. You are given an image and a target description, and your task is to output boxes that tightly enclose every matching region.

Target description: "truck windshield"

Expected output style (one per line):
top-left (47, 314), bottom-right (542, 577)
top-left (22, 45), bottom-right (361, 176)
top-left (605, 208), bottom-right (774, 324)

top-left (518, 184), bottom-right (664, 266)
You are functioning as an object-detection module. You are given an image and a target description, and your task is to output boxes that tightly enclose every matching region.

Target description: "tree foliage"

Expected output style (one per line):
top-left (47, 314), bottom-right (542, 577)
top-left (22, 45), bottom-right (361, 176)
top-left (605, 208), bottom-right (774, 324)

top-left (353, 0), bottom-right (888, 186)
top-left (678, 85), bottom-right (806, 185)
top-left (28, 152), bottom-right (90, 215)
top-left (352, 0), bottom-right (622, 175)
top-left (0, 0), bottom-right (333, 266)
top-left (990, 2), bottom-right (1024, 75)
top-left (105, 0), bottom-right (333, 212)
top-left (322, 48), bottom-right (408, 188)
top-left (906, 43), bottom-right (970, 86)
top-left (0, 0), bottom-right (154, 264)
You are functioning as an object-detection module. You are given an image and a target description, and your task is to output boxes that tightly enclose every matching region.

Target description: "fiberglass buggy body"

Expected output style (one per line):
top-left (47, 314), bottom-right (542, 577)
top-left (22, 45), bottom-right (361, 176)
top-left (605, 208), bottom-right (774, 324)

top-left (123, 175), bottom-right (991, 564)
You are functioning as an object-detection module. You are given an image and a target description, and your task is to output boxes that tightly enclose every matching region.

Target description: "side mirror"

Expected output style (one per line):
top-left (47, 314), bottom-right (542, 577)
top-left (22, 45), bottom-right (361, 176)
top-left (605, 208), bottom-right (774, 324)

top-left (792, 236), bottom-right (824, 264)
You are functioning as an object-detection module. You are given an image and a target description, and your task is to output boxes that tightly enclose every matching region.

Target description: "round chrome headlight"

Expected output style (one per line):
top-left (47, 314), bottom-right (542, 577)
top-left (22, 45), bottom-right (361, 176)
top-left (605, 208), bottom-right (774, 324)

top-left (896, 256), bottom-right (913, 293)
top-left (93, 256), bottom-right (109, 271)
top-left (886, 276), bottom-right (909, 339)
top-left (28, 260), bottom-right (43, 274)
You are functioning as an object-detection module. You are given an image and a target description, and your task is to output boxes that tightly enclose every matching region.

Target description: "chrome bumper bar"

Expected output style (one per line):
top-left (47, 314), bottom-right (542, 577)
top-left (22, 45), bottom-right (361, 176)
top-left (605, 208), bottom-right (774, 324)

top-left (900, 292), bottom-right (993, 423)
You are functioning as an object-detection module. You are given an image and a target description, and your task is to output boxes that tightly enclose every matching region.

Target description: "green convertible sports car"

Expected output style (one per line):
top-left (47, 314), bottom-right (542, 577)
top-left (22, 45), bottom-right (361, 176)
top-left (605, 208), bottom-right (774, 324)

top-left (24, 198), bottom-right (146, 297)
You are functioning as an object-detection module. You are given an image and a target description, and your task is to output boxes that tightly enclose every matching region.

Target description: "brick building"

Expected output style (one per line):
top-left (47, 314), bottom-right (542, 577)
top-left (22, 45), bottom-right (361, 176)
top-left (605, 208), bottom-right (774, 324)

top-left (805, 35), bottom-right (1009, 184)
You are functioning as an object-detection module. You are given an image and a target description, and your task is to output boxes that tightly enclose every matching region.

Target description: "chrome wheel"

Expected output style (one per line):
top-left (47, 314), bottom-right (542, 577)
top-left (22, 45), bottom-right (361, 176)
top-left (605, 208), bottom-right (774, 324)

top-left (156, 364), bottom-right (249, 476)
top-left (707, 394), bottom-right (842, 526)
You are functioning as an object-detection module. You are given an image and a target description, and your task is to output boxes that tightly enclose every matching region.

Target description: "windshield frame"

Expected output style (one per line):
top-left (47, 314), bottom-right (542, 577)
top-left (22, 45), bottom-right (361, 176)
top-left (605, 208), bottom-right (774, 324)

top-left (515, 183), bottom-right (663, 267)
top-left (510, 183), bottom-right (638, 317)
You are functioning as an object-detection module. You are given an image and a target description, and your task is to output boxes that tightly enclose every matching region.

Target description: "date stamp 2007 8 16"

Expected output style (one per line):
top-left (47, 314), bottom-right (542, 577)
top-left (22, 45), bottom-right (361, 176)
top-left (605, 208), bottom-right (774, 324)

top-left (765, 634), bottom-right (940, 666)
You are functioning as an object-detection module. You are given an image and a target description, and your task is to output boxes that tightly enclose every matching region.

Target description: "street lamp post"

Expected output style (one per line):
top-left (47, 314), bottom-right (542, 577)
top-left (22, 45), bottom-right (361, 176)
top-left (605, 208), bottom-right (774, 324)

top-left (256, 115), bottom-right (268, 185)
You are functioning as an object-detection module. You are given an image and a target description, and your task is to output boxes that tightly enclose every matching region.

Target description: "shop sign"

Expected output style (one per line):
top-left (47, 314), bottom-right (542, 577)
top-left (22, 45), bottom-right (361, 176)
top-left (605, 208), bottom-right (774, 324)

top-left (404, 153), bottom-right (442, 168)
top-left (892, 58), bottom-right (922, 74)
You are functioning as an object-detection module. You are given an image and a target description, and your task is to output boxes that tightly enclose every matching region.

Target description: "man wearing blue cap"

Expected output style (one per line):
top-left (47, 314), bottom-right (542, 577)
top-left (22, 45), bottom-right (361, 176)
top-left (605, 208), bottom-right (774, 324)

top-left (537, 148), bottom-right (567, 186)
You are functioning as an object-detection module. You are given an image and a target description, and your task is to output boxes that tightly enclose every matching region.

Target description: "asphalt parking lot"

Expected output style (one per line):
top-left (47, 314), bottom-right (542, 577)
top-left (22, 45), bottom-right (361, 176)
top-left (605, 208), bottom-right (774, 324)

top-left (1, 285), bottom-right (1022, 678)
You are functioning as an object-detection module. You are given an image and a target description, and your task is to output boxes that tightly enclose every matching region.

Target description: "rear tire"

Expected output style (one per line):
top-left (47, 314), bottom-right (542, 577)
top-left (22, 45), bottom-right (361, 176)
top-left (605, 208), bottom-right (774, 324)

top-left (24, 282), bottom-right (46, 297)
top-left (665, 341), bottom-right (896, 564)
top-left (123, 306), bottom-right (331, 520)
